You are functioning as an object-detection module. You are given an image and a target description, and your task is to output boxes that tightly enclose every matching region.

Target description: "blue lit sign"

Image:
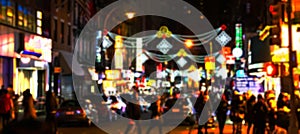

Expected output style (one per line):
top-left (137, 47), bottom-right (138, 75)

top-left (235, 77), bottom-right (264, 93)
top-left (21, 50), bottom-right (42, 57)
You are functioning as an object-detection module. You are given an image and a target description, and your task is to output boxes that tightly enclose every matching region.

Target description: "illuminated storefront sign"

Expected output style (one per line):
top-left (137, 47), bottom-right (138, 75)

top-left (105, 70), bottom-right (121, 80)
top-left (24, 34), bottom-right (52, 62)
top-left (235, 23), bottom-right (243, 60)
top-left (204, 56), bottom-right (215, 70)
top-left (235, 77), bottom-right (264, 93)
top-left (281, 24), bottom-right (300, 50)
top-left (272, 48), bottom-right (289, 62)
top-left (281, 24), bottom-right (300, 64)
top-left (103, 80), bottom-right (116, 89)
top-left (293, 0), bottom-right (300, 12)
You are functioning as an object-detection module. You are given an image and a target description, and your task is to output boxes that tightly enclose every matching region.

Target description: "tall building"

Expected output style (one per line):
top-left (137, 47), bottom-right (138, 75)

top-left (51, 0), bottom-right (96, 99)
top-left (0, 0), bottom-right (52, 99)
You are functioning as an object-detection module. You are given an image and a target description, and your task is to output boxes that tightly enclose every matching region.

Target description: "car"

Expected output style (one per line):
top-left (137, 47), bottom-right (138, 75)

top-left (55, 100), bottom-right (91, 127)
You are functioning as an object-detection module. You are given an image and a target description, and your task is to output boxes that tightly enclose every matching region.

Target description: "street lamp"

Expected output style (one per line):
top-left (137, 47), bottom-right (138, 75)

top-left (125, 12), bottom-right (135, 19)
top-left (185, 39), bottom-right (193, 48)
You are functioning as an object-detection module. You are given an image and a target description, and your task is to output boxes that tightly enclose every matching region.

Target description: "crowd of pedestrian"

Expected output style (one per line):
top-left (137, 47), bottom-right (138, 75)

top-left (116, 86), bottom-right (296, 134)
top-left (213, 89), bottom-right (296, 134)
top-left (0, 86), bottom-right (57, 134)
top-left (1, 83), bottom-right (299, 134)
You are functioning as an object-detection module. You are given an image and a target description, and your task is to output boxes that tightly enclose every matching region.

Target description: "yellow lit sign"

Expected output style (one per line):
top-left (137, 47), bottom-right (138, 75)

top-left (147, 79), bottom-right (156, 87)
top-left (36, 11), bottom-right (42, 19)
top-left (177, 49), bottom-right (187, 57)
top-left (103, 80), bottom-right (116, 89)
top-left (204, 56), bottom-right (215, 70)
top-left (272, 48), bottom-right (289, 62)
top-left (105, 70), bottom-right (121, 80)
top-left (115, 35), bottom-right (123, 48)
top-left (294, 68), bottom-right (300, 75)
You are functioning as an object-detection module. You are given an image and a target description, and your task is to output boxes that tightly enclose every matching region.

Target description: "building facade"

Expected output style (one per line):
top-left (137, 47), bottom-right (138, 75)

top-left (0, 0), bottom-right (52, 99)
top-left (51, 0), bottom-right (96, 99)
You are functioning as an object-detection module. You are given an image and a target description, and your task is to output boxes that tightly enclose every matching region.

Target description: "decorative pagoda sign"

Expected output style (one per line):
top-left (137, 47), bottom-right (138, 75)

top-left (215, 31), bottom-right (232, 46)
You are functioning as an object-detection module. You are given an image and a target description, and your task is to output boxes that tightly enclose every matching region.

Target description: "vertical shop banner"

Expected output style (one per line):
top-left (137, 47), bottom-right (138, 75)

top-left (114, 36), bottom-right (123, 69)
top-left (136, 38), bottom-right (143, 72)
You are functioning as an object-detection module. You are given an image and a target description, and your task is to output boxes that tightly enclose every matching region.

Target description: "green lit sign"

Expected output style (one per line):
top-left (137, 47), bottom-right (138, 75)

top-left (235, 23), bottom-right (243, 60)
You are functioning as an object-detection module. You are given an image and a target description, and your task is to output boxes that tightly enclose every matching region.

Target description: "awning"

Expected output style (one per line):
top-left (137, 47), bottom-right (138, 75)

top-left (59, 50), bottom-right (84, 76)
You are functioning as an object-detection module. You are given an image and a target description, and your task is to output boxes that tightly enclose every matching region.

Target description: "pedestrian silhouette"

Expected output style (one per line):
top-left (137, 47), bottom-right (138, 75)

top-left (2, 89), bottom-right (54, 134)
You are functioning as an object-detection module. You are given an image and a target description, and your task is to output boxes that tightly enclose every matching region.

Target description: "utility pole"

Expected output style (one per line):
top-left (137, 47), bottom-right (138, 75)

top-left (287, 0), bottom-right (298, 133)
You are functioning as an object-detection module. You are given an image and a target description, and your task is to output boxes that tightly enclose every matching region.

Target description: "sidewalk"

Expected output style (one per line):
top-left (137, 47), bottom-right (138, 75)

top-left (0, 111), bottom-right (46, 131)
top-left (172, 124), bottom-right (249, 134)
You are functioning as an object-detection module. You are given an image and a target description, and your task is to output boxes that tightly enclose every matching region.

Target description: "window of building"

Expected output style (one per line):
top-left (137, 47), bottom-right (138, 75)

top-left (61, 0), bottom-right (64, 8)
top-left (54, 19), bottom-right (57, 42)
top-left (36, 10), bottom-right (42, 35)
top-left (6, 0), bottom-right (15, 26)
top-left (67, 0), bottom-right (71, 13)
top-left (27, 9), bottom-right (34, 32)
top-left (0, 0), bottom-right (15, 26)
top-left (17, 5), bottom-right (24, 27)
top-left (68, 25), bottom-right (71, 45)
top-left (0, 0), bottom-right (6, 21)
top-left (73, 3), bottom-right (78, 25)
top-left (23, 8), bottom-right (28, 29)
top-left (61, 21), bottom-right (64, 44)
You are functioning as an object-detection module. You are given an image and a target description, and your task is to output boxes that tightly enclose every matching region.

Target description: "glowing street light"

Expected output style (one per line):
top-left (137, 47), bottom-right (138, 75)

top-left (125, 12), bottom-right (135, 19)
top-left (185, 39), bottom-right (193, 48)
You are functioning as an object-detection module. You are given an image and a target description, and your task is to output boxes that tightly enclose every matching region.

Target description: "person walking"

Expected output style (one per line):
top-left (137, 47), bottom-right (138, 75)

top-left (7, 85), bottom-right (19, 122)
top-left (45, 90), bottom-right (58, 133)
top-left (22, 89), bottom-right (36, 119)
top-left (216, 94), bottom-right (228, 134)
top-left (0, 89), bottom-right (14, 128)
top-left (2, 89), bottom-right (54, 134)
top-left (230, 90), bottom-right (245, 134)
top-left (245, 95), bottom-right (256, 134)
top-left (124, 90), bottom-right (141, 134)
top-left (253, 94), bottom-right (268, 134)
top-left (197, 91), bottom-right (210, 134)
top-left (146, 96), bottom-right (163, 134)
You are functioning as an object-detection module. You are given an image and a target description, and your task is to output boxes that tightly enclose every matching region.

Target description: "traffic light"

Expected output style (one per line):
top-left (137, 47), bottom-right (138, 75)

top-left (269, 26), bottom-right (281, 46)
top-left (264, 63), bottom-right (279, 76)
top-left (269, 4), bottom-right (281, 24)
